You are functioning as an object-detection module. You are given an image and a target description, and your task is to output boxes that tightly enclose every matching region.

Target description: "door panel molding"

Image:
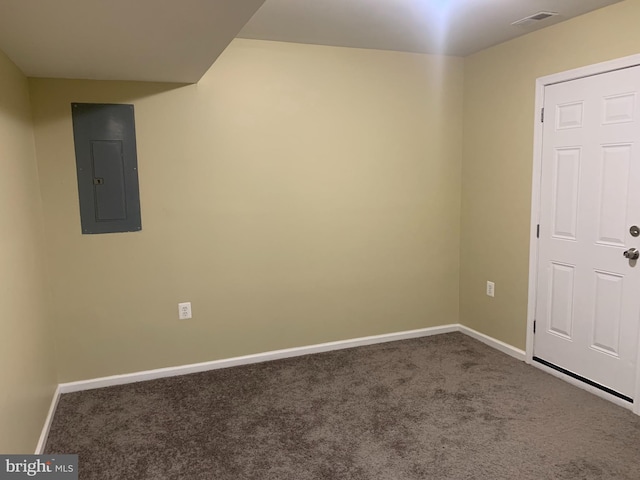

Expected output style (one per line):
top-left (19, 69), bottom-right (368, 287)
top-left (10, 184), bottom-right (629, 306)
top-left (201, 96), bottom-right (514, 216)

top-left (527, 53), bottom-right (640, 416)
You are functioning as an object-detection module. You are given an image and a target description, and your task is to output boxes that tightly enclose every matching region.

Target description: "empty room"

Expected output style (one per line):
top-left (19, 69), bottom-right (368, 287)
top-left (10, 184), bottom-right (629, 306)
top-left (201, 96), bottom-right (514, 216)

top-left (2, 0), bottom-right (640, 478)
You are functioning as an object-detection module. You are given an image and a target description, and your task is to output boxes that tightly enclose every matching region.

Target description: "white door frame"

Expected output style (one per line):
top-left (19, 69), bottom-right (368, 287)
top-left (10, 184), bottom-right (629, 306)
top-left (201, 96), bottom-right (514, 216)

top-left (527, 53), bottom-right (640, 415)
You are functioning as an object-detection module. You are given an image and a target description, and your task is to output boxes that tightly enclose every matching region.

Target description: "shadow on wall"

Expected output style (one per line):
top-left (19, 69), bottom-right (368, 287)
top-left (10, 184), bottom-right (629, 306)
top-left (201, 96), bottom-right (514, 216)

top-left (28, 79), bottom-right (190, 126)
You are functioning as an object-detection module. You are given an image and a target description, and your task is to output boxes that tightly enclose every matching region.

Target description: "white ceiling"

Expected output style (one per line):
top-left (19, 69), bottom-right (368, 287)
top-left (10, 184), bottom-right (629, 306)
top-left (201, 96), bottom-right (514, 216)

top-left (0, 0), bottom-right (264, 83)
top-left (239, 0), bottom-right (623, 56)
top-left (0, 0), bottom-right (623, 83)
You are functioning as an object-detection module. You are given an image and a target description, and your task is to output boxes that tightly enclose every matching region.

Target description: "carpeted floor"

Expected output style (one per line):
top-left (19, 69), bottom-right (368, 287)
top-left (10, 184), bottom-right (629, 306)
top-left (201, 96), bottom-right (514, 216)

top-left (45, 332), bottom-right (640, 479)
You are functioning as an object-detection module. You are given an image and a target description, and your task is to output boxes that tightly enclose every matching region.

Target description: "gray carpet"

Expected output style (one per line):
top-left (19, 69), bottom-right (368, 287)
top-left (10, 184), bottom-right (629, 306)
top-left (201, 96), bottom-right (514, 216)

top-left (45, 332), bottom-right (640, 479)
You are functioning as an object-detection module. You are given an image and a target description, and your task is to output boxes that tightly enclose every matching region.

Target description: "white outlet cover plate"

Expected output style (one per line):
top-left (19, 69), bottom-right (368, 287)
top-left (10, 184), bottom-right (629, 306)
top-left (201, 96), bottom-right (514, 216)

top-left (178, 302), bottom-right (192, 320)
top-left (486, 282), bottom-right (495, 297)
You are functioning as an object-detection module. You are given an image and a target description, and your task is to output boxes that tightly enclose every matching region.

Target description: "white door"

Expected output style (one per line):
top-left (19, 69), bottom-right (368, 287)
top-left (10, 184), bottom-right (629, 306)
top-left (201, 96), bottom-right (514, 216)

top-left (535, 66), bottom-right (640, 400)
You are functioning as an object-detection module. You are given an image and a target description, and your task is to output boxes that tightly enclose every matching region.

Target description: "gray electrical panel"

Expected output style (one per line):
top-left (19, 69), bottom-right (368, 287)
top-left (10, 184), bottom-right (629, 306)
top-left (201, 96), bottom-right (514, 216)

top-left (71, 103), bottom-right (142, 234)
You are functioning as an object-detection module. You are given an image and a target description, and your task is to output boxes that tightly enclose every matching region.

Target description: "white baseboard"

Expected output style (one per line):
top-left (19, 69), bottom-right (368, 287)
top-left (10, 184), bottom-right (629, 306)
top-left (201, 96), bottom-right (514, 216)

top-left (37, 323), bottom-right (524, 450)
top-left (58, 324), bottom-right (460, 394)
top-left (34, 385), bottom-right (61, 454)
top-left (458, 325), bottom-right (526, 361)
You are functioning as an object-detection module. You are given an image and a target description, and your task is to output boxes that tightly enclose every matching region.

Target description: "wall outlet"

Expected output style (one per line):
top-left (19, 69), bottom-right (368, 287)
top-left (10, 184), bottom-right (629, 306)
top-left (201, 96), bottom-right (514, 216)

top-left (486, 281), bottom-right (495, 298)
top-left (178, 302), bottom-right (192, 320)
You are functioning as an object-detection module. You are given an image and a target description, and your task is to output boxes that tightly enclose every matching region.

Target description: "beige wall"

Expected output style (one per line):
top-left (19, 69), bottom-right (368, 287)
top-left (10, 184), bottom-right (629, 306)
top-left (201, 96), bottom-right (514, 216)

top-left (0, 49), bottom-right (57, 452)
top-left (461, 0), bottom-right (640, 349)
top-left (30, 39), bottom-right (464, 382)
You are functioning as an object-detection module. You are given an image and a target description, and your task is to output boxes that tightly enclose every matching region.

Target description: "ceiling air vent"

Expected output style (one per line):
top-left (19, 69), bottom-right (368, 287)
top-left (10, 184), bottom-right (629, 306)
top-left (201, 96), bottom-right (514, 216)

top-left (512, 11), bottom-right (558, 28)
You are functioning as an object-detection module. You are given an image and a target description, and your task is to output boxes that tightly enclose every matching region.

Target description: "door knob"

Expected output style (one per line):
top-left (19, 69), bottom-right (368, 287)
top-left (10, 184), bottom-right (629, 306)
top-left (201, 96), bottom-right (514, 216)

top-left (623, 248), bottom-right (639, 260)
